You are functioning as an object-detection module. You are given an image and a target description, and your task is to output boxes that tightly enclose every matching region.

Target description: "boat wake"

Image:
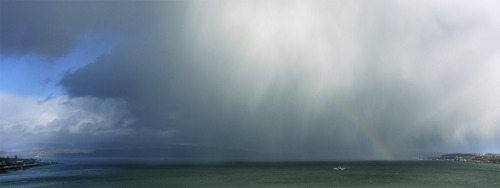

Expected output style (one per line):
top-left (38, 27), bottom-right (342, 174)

top-left (333, 166), bottom-right (347, 171)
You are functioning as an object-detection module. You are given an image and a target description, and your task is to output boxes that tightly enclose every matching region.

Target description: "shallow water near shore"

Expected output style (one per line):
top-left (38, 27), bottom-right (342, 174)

top-left (1, 159), bottom-right (499, 187)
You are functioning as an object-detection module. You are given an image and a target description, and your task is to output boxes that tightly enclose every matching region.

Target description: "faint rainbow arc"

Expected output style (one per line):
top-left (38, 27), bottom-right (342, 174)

top-left (334, 103), bottom-right (396, 160)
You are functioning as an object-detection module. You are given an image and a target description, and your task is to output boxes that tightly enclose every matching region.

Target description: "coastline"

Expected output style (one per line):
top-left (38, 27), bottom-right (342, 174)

top-left (0, 157), bottom-right (59, 173)
top-left (425, 153), bottom-right (500, 164)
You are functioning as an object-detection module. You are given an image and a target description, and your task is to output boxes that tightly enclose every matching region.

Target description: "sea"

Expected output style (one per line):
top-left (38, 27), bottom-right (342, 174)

top-left (1, 159), bottom-right (499, 187)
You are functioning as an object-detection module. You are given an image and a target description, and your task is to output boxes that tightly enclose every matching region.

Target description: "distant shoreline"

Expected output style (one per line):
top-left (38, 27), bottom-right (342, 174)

top-left (0, 157), bottom-right (59, 173)
top-left (424, 153), bottom-right (500, 164)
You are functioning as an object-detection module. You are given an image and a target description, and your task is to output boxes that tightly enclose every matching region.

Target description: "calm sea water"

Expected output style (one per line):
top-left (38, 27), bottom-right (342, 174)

top-left (1, 159), bottom-right (499, 187)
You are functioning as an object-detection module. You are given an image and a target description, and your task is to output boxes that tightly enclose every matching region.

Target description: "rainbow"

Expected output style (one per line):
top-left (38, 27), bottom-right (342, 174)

top-left (335, 103), bottom-right (396, 160)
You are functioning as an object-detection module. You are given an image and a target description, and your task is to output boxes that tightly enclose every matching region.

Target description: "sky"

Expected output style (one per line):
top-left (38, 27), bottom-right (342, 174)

top-left (1, 0), bottom-right (500, 161)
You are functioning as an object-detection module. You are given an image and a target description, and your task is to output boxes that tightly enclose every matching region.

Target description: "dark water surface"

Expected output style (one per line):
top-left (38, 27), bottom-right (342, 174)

top-left (1, 160), bottom-right (499, 187)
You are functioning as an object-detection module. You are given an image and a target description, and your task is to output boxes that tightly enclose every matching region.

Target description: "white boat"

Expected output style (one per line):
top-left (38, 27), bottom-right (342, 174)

top-left (333, 166), bottom-right (345, 171)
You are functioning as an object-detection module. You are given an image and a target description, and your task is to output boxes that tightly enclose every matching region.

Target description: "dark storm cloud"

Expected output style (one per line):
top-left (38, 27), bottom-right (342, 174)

top-left (0, 1), bottom-right (185, 58)
top-left (1, 1), bottom-right (79, 57)
top-left (3, 0), bottom-right (500, 159)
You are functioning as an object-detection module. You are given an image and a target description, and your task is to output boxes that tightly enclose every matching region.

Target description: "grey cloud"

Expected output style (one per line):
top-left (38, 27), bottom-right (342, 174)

top-left (0, 1), bottom-right (186, 58)
top-left (1, 1), bottom-right (78, 57)
top-left (4, 0), bottom-right (500, 160)
top-left (63, 0), bottom-right (500, 159)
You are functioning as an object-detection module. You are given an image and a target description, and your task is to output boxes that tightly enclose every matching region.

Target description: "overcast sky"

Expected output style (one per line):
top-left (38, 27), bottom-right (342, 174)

top-left (1, 0), bottom-right (500, 160)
